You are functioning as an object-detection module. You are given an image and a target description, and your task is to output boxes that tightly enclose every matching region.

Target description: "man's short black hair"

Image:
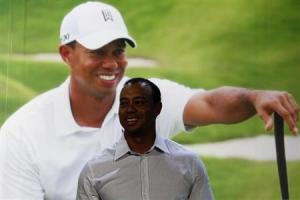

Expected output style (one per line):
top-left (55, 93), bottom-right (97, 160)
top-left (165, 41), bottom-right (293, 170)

top-left (124, 78), bottom-right (161, 104)
top-left (66, 40), bottom-right (77, 48)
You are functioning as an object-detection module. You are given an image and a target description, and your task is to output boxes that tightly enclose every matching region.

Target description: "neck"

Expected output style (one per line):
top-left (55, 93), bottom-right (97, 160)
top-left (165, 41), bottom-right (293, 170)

top-left (69, 83), bottom-right (116, 128)
top-left (124, 130), bottom-right (156, 154)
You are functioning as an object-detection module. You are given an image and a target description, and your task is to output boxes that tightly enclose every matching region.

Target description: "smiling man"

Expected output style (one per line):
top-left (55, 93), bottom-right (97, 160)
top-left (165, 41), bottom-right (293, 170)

top-left (0, 1), bottom-right (298, 199)
top-left (76, 78), bottom-right (214, 200)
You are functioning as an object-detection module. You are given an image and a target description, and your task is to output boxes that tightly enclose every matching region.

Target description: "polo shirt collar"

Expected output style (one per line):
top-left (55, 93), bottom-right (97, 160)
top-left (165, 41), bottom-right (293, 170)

top-left (155, 135), bottom-right (170, 154)
top-left (114, 135), bottom-right (170, 161)
top-left (54, 77), bottom-right (82, 136)
top-left (114, 135), bottom-right (131, 161)
top-left (54, 77), bottom-right (126, 136)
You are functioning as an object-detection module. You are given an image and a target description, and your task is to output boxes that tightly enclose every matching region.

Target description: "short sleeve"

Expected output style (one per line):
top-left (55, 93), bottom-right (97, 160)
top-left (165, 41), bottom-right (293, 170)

top-left (0, 128), bottom-right (44, 199)
top-left (188, 157), bottom-right (215, 200)
top-left (150, 78), bottom-right (204, 138)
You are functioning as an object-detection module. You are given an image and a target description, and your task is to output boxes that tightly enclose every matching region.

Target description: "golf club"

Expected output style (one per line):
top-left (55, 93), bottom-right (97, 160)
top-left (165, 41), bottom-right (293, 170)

top-left (274, 112), bottom-right (289, 200)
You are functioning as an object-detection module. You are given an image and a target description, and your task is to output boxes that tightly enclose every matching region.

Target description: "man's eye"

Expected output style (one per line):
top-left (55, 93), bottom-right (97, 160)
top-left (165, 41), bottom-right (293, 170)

top-left (120, 101), bottom-right (128, 107)
top-left (88, 50), bottom-right (105, 57)
top-left (114, 49), bottom-right (125, 57)
top-left (134, 100), bottom-right (146, 106)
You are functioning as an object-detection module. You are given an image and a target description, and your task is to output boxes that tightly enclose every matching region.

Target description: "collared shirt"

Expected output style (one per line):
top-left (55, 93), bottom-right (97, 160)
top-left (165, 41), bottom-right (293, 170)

top-left (0, 77), bottom-right (202, 200)
top-left (77, 136), bottom-right (214, 200)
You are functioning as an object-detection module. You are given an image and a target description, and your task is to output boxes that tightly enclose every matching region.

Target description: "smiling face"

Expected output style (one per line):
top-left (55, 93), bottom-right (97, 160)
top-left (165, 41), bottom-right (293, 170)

top-left (61, 39), bottom-right (128, 99)
top-left (119, 82), bottom-right (161, 136)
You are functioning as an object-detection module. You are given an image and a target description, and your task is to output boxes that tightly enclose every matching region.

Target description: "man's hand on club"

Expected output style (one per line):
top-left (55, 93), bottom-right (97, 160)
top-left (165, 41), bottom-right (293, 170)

top-left (251, 90), bottom-right (299, 135)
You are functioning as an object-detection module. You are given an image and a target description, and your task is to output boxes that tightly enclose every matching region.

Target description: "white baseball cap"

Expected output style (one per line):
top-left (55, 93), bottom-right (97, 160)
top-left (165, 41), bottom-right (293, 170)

top-left (60, 1), bottom-right (136, 50)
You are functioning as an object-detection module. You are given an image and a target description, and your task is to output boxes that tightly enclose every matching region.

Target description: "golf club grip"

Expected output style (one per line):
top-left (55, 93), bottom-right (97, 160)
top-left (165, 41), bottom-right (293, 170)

top-left (274, 113), bottom-right (289, 200)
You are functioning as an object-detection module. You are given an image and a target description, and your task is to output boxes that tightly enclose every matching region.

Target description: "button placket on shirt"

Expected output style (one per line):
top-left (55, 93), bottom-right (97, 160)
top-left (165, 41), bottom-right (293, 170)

top-left (140, 155), bottom-right (150, 200)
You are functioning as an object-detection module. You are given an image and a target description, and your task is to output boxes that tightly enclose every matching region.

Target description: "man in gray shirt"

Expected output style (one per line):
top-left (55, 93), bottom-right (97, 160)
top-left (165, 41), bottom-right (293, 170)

top-left (76, 78), bottom-right (214, 200)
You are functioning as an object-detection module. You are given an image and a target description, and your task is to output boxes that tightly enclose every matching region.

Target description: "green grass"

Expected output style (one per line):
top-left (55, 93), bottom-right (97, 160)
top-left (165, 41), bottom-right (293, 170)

top-left (0, 73), bottom-right (36, 122)
top-left (0, 56), bottom-right (68, 122)
top-left (0, 56), bottom-right (68, 93)
top-left (203, 158), bottom-right (300, 199)
top-left (0, 0), bottom-right (86, 53)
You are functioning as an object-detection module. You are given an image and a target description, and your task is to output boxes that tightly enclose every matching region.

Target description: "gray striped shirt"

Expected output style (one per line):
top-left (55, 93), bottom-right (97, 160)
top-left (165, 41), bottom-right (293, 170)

top-left (76, 136), bottom-right (214, 200)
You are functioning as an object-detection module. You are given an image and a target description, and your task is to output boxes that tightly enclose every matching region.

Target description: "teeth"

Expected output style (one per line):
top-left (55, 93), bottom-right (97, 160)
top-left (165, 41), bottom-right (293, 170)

top-left (127, 118), bottom-right (137, 122)
top-left (99, 74), bottom-right (115, 81)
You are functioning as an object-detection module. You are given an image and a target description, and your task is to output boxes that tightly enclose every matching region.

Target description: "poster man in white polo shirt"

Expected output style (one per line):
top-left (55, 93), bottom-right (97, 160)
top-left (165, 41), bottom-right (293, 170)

top-left (0, 1), bottom-right (298, 199)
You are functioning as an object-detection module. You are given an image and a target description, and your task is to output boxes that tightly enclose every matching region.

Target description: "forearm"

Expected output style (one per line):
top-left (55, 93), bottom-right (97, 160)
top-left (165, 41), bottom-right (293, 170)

top-left (207, 86), bottom-right (257, 123)
top-left (184, 86), bottom-right (258, 126)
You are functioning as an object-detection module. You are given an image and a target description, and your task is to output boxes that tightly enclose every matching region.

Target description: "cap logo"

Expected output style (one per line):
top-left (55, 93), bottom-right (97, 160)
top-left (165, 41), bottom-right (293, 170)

top-left (101, 9), bottom-right (113, 22)
top-left (61, 33), bottom-right (70, 42)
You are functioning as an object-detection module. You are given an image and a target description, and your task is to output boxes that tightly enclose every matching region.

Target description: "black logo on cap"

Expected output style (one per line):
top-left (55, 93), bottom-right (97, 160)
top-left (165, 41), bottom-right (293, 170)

top-left (61, 33), bottom-right (70, 42)
top-left (102, 9), bottom-right (113, 22)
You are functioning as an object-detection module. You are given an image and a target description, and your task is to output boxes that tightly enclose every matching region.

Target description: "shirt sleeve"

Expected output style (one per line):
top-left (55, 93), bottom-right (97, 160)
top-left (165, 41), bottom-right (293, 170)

top-left (150, 78), bottom-right (204, 138)
top-left (188, 157), bottom-right (215, 200)
top-left (76, 165), bottom-right (100, 200)
top-left (0, 128), bottom-right (44, 199)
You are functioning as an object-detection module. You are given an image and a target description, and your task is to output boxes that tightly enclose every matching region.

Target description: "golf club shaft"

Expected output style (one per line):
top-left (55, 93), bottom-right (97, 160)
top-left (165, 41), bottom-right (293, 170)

top-left (274, 112), bottom-right (289, 200)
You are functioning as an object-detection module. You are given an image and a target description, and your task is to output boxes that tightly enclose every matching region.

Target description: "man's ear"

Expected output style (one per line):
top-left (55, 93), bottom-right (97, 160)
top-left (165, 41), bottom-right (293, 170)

top-left (59, 45), bottom-right (72, 64)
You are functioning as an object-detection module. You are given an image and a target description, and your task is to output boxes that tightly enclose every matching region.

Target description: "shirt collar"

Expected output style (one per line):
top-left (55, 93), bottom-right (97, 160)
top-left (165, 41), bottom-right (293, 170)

top-left (114, 135), bottom-right (131, 161)
top-left (54, 77), bottom-right (129, 137)
top-left (154, 135), bottom-right (170, 154)
top-left (114, 134), bottom-right (170, 161)
top-left (54, 77), bottom-right (83, 136)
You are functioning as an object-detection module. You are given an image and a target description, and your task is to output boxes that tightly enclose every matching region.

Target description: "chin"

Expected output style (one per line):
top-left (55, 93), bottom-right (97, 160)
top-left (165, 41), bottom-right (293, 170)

top-left (91, 87), bottom-right (117, 99)
top-left (125, 128), bottom-right (142, 136)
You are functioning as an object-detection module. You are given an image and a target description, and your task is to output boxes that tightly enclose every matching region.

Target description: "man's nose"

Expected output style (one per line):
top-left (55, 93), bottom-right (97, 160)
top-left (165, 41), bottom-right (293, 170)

top-left (102, 56), bottom-right (118, 69)
top-left (126, 102), bottom-right (136, 113)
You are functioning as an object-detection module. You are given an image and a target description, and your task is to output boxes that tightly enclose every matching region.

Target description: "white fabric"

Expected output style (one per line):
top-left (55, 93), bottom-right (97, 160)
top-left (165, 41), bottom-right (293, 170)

top-left (0, 77), bottom-right (202, 200)
top-left (60, 1), bottom-right (136, 49)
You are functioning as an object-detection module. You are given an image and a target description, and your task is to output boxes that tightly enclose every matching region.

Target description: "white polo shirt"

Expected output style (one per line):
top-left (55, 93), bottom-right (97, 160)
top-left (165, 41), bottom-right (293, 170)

top-left (0, 77), bottom-right (201, 200)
